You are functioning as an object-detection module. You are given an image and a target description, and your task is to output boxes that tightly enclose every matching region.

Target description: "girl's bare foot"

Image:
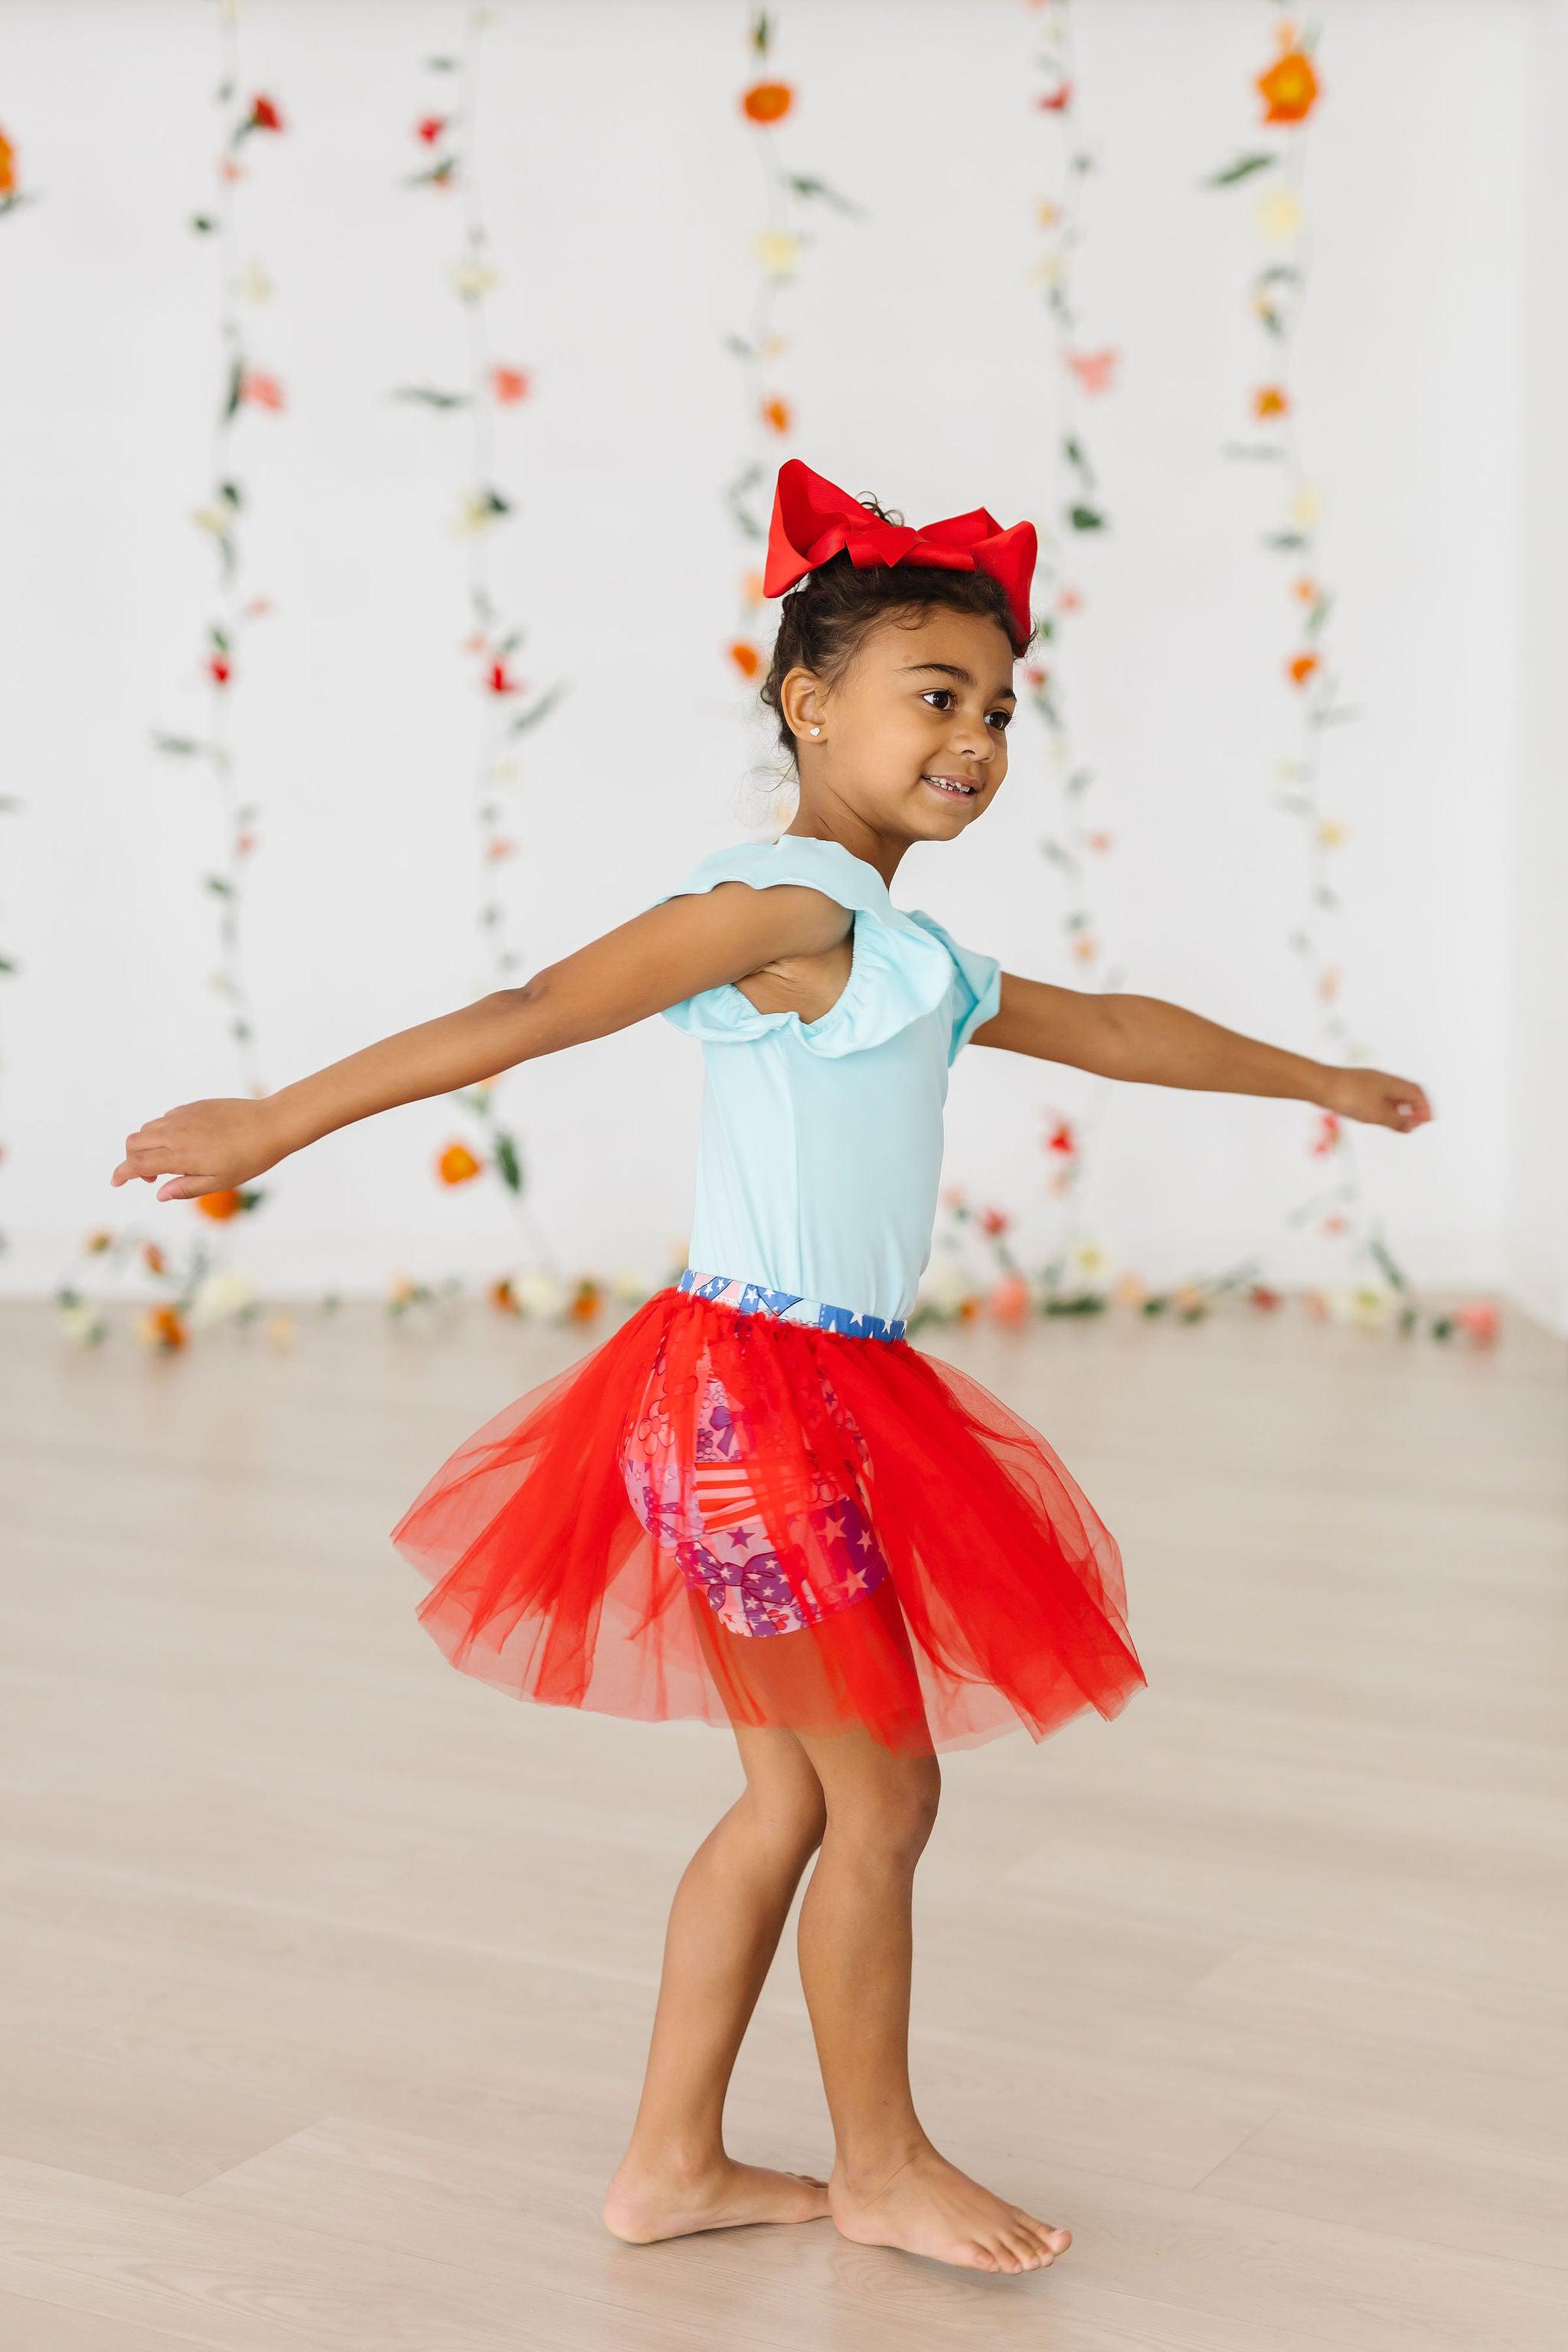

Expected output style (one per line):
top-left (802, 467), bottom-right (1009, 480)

top-left (830, 2144), bottom-right (1072, 2275)
top-left (603, 2155), bottom-right (831, 2244)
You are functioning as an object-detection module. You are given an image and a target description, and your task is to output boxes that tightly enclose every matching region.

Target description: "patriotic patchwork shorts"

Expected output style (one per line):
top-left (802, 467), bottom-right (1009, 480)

top-left (619, 1270), bottom-right (897, 1641)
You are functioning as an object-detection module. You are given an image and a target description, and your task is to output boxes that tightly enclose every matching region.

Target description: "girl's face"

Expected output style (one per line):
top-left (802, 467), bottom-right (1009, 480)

top-left (782, 607), bottom-right (1018, 848)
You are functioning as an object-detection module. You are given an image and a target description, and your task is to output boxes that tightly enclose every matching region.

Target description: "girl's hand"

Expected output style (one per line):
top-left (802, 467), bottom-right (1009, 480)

top-left (1318, 1066), bottom-right (1434, 1133)
top-left (111, 1096), bottom-right (289, 1203)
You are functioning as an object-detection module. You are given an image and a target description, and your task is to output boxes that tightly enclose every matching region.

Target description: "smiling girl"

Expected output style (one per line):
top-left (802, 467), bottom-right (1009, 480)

top-left (113, 458), bottom-right (1432, 2276)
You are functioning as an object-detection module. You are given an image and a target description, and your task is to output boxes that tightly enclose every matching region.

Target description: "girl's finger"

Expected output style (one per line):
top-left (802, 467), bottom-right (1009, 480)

top-left (155, 1175), bottom-right (215, 1201)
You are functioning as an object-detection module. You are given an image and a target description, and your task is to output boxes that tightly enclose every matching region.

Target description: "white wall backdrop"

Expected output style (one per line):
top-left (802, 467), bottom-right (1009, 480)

top-left (0, 0), bottom-right (1544, 1306)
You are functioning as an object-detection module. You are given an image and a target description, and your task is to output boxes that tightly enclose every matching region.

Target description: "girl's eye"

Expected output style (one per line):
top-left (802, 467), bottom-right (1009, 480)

top-left (988, 710), bottom-right (1012, 731)
top-left (921, 688), bottom-right (1012, 731)
top-left (922, 688), bottom-right (956, 712)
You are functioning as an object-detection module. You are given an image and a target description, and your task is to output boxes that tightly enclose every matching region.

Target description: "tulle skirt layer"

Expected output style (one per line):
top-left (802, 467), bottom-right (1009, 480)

top-left (390, 1282), bottom-right (1146, 1756)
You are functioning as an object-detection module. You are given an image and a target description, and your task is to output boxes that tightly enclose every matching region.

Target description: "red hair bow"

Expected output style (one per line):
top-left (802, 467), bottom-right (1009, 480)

top-left (763, 458), bottom-right (1037, 644)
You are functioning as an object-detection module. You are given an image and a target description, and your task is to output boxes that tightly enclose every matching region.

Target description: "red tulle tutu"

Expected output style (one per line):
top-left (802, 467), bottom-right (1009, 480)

top-left (390, 1283), bottom-right (1145, 1756)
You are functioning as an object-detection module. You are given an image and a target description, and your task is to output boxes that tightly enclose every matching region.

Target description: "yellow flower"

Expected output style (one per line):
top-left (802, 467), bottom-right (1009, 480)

top-left (755, 230), bottom-right (802, 279)
top-left (1035, 199), bottom-right (1061, 230)
top-left (1289, 482), bottom-right (1321, 530)
top-left (1073, 1243), bottom-right (1106, 1276)
top-left (1318, 818), bottom-right (1347, 849)
top-left (267, 1312), bottom-right (297, 1348)
top-left (240, 258), bottom-right (274, 303)
top-left (1112, 1271), bottom-right (1146, 1308)
top-left (58, 1299), bottom-right (103, 1346)
top-left (1256, 188), bottom-right (1303, 243)
top-left (191, 504), bottom-right (230, 537)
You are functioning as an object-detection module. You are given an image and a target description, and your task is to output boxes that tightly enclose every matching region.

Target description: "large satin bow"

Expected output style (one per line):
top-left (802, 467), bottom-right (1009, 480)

top-left (763, 458), bottom-right (1037, 644)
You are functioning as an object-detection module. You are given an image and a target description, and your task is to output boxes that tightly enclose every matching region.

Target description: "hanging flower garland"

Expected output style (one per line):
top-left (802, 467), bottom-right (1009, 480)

top-left (1202, 4), bottom-right (1488, 1341)
top-left (394, 4), bottom-right (599, 1330)
top-left (0, 113), bottom-right (34, 1270)
top-left (723, 9), bottom-right (860, 701)
top-left (57, 2), bottom-right (299, 1352)
top-left (1016, 0), bottom-right (1130, 1306)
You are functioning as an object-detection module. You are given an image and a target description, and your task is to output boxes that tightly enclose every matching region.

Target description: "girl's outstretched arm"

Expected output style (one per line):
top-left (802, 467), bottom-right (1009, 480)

top-left (972, 973), bottom-right (1433, 1135)
top-left (110, 883), bottom-right (851, 1203)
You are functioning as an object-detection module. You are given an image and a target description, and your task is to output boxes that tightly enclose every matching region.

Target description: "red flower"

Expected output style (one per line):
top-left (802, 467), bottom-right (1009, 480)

top-left (490, 364), bottom-right (530, 404)
top-left (741, 81), bottom-right (793, 126)
top-left (416, 116), bottom-right (446, 145)
top-left (1037, 83), bottom-right (1073, 113)
top-left (1248, 1284), bottom-right (1283, 1312)
top-left (487, 660), bottom-right (519, 695)
top-left (979, 1207), bottom-right (1011, 1237)
top-left (1044, 1119), bottom-right (1076, 1158)
top-left (1455, 1298), bottom-right (1500, 1346)
top-left (250, 94), bottom-right (285, 133)
top-left (208, 654), bottom-right (232, 687)
top-left (1308, 1111), bottom-right (1341, 1158)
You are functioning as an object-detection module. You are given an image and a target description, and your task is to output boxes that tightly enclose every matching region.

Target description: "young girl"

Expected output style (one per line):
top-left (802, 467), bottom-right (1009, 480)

top-left (113, 457), bottom-right (1432, 2278)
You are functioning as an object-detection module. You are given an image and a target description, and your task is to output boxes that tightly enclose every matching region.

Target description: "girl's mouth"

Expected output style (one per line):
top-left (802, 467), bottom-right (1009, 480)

top-left (921, 773), bottom-right (981, 800)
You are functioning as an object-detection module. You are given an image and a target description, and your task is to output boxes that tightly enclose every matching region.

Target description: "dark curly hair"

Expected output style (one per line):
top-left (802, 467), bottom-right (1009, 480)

top-left (759, 495), bottom-right (1033, 763)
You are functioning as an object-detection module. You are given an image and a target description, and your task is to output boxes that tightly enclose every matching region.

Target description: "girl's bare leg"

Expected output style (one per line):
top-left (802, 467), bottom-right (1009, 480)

top-left (603, 1723), bottom-right (832, 2243)
top-left (794, 1724), bottom-right (1073, 2276)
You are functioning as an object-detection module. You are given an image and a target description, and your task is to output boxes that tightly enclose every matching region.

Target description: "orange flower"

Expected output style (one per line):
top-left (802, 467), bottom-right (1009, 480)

top-left (1057, 586), bottom-right (1083, 614)
top-left (1288, 651), bottom-right (1319, 688)
top-left (760, 394), bottom-right (792, 435)
top-left (1456, 1298), bottom-right (1500, 1345)
top-left (196, 1188), bottom-right (243, 1221)
top-left (728, 640), bottom-right (762, 681)
top-left (142, 1241), bottom-right (168, 1275)
top-left (86, 1228), bottom-right (113, 1253)
top-left (1071, 936), bottom-right (1098, 964)
top-left (485, 838), bottom-right (518, 862)
top-left (1258, 43), bottom-right (1320, 125)
top-left (437, 1142), bottom-right (482, 1186)
top-left (1086, 829), bottom-right (1113, 853)
top-left (1253, 384), bottom-right (1290, 420)
top-left (570, 1279), bottom-right (602, 1324)
top-left (491, 364), bottom-right (530, 403)
top-left (1292, 574), bottom-right (1318, 603)
top-left (1248, 1284), bottom-right (1284, 1311)
top-left (989, 1276), bottom-right (1030, 1326)
top-left (742, 568), bottom-right (766, 606)
top-left (140, 1305), bottom-right (188, 1351)
top-left (1037, 83), bottom-right (1073, 113)
top-left (741, 80), bottom-right (794, 126)
top-left (0, 126), bottom-right (17, 198)
top-left (490, 1278), bottom-right (521, 1315)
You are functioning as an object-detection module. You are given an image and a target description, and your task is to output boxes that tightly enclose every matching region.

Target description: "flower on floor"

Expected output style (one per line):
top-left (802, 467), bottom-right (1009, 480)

top-left (190, 1268), bottom-right (257, 1329)
top-left (989, 1276), bottom-right (1031, 1326)
top-left (138, 1304), bottom-right (188, 1352)
top-left (1455, 1298), bottom-right (1500, 1345)
top-left (742, 80), bottom-right (794, 125)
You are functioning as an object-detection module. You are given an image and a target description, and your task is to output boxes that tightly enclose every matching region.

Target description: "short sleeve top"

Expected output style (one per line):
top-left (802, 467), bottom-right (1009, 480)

top-left (648, 835), bottom-right (1001, 1325)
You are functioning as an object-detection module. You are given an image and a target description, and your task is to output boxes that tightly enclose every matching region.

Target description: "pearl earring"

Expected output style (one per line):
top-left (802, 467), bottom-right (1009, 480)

top-left (809, 725), bottom-right (822, 736)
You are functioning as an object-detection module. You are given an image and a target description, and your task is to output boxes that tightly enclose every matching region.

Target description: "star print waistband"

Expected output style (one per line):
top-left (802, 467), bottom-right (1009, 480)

top-left (677, 1268), bottom-right (907, 1343)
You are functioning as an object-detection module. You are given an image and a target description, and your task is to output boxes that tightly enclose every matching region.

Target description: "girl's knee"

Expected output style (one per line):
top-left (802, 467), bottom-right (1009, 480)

top-left (827, 1754), bottom-right (940, 1864)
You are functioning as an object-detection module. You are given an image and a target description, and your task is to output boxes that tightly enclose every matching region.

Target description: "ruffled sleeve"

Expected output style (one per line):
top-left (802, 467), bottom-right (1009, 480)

top-left (647, 836), bottom-right (971, 1060)
top-left (905, 910), bottom-right (1003, 1063)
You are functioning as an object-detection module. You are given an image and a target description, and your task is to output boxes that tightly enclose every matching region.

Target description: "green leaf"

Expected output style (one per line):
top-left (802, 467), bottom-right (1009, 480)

top-left (1067, 504), bottom-right (1106, 532)
top-left (152, 732), bottom-right (201, 756)
top-left (210, 624), bottom-right (230, 652)
top-left (723, 335), bottom-right (756, 359)
top-left (204, 874), bottom-right (234, 897)
top-left (190, 213), bottom-right (217, 235)
top-left (1205, 151), bottom-right (1277, 188)
top-left (217, 478), bottom-right (243, 508)
top-left (222, 356), bottom-right (243, 421)
top-left (391, 385), bottom-right (469, 411)
top-left (494, 1132), bottom-right (524, 1196)
top-left (427, 54), bottom-right (459, 70)
top-left (1263, 531), bottom-right (1308, 552)
top-left (786, 174), bottom-right (864, 217)
top-left (0, 955), bottom-right (18, 975)
top-left (750, 8), bottom-right (772, 55)
top-left (508, 681), bottom-right (567, 735)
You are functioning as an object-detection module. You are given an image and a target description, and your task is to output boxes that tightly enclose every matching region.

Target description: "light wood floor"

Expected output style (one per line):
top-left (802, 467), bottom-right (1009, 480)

top-left (2, 1292), bottom-right (1565, 2350)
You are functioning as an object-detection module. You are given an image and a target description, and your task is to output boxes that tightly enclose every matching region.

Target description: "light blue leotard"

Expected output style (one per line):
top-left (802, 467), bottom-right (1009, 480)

top-left (651, 836), bottom-right (1001, 1328)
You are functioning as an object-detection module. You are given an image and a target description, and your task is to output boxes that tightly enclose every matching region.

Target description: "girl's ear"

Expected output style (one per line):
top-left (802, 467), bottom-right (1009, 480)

top-left (779, 665), bottom-right (825, 742)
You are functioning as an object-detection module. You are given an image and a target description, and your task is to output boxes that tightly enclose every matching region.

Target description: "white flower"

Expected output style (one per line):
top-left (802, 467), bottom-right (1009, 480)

top-left (240, 258), bottom-right (274, 304)
top-left (58, 1300), bottom-right (103, 1346)
top-left (452, 255), bottom-right (498, 302)
top-left (917, 1258), bottom-right (969, 1315)
top-left (611, 1267), bottom-right (649, 1303)
top-left (188, 1268), bottom-right (257, 1329)
top-left (1289, 482), bottom-right (1321, 531)
top-left (515, 1269), bottom-right (568, 1320)
top-left (191, 505), bottom-right (229, 537)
